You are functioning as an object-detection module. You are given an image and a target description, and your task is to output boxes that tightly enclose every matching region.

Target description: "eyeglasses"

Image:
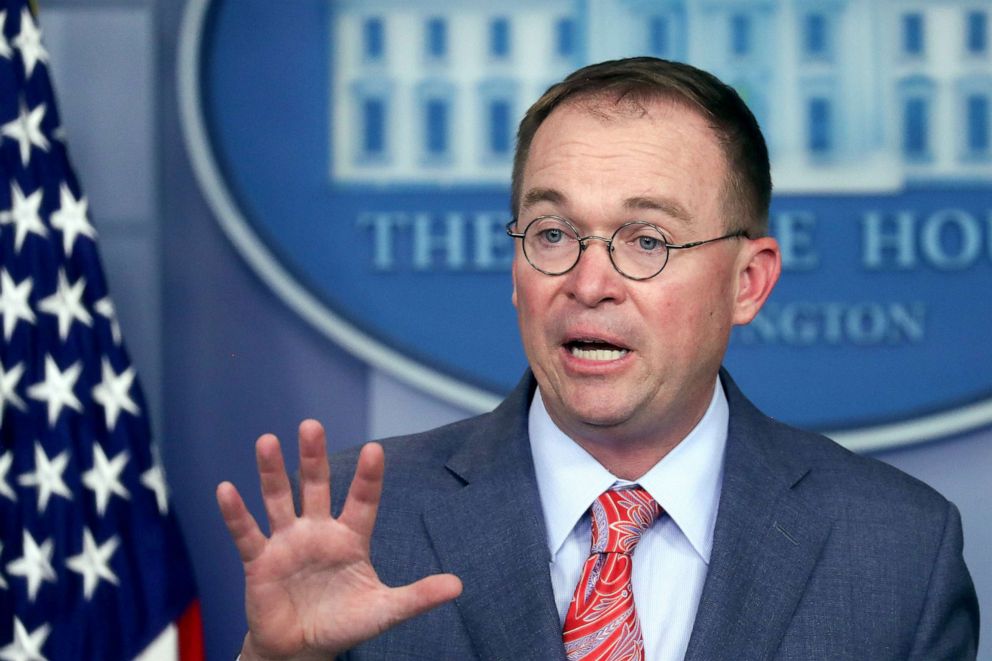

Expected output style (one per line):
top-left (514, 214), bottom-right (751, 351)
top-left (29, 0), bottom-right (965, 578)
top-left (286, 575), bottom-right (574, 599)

top-left (505, 215), bottom-right (749, 281)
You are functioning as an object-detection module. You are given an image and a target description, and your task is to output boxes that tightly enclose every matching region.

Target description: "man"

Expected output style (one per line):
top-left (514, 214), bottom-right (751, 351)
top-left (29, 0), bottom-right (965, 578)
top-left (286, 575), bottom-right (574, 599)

top-left (216, 57), bottom-right (979, 660)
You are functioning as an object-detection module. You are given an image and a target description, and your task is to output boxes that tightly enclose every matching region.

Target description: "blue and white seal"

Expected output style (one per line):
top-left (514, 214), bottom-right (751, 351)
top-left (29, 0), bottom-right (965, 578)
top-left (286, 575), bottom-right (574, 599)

top-left (179, 0), bottom-right (992, 451)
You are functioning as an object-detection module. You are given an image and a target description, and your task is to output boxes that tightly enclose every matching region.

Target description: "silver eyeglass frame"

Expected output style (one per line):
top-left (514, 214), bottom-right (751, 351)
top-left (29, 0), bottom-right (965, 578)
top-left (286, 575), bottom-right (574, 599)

top-left (505, 215), bottom-right (750, 281)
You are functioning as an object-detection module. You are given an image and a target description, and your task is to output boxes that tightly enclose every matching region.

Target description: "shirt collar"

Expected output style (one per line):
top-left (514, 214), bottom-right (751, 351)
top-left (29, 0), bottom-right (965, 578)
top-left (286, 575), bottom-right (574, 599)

top-left (529, 378), bottom-right (728, 564)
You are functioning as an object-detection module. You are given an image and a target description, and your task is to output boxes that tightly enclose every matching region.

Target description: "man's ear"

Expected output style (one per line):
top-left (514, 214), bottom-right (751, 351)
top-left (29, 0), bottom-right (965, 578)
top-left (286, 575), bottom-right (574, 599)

top-left (732, 236), bottom-right (781, 325)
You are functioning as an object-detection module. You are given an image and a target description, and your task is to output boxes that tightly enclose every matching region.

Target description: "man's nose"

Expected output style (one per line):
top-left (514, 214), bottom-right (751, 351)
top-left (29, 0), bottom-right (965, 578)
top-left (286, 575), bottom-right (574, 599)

top-left (564, 237), bottom-right (626, 307)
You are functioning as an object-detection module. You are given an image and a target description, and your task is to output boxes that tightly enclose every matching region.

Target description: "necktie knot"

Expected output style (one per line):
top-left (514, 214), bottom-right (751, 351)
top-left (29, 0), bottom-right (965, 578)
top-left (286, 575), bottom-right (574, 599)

top-left (590, 486), bottom-right (661, 555)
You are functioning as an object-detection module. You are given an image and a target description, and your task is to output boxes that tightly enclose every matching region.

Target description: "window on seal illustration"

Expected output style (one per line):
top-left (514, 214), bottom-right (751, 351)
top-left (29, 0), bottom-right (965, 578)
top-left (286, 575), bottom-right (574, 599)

top-left (555, 17), bottom-right (575, 58)
top-left (360, 96), bottom-right (387, 160)
top-left (901, 13), bottom-right (925, 57)
top-left (802, 12), bottom-right (832, 60)
top-left (730, 13), bottom-right (751, 57)
top-left (966, 10), bottom-right (988, 55)
top-left (426, 17), bottom-right (447, 60)
top-left (478, 79), bottom-right (517, 163)
top-left (488, 98), bottom-right (512, 157)
top-left (965, 93), bottom-right (990, 157)
top-left (490, 18), bottom-right (511, 59)
top-left (808, 97), bottom-right (833, 156)
top-left (422, 96), bottom-right (452, 163)
top-left (903, 96), bottom-right (930, 159)
top-left (362, 17), bottom-right (385, 62)
top-left (649, 15), bottom-right (669, 57)
top-left (898, 77), bottom-right (935, 162)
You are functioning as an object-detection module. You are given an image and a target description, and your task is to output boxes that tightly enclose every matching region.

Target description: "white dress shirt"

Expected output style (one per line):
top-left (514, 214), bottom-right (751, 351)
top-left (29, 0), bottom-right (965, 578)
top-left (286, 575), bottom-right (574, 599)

top-left (529, 379), bottom-right (728, 661)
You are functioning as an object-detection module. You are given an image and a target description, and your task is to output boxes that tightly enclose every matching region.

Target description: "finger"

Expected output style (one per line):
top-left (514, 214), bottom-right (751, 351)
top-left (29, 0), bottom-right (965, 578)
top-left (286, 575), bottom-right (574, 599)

top-left (386, 573), bottom-right (463, 626)
top-left (255, 433), bottom-right (297, 532)
top-left (216, 481), bottom-right (268, 563)
top-left (338, 442), bottom-right (384, 539)
top-left (298, 419), bottom-right (330, 518)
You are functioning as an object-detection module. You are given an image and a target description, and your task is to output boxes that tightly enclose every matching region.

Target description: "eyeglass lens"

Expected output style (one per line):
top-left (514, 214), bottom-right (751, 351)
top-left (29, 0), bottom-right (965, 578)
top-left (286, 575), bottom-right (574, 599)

top-left (522, 217), bottom-right (669, 279)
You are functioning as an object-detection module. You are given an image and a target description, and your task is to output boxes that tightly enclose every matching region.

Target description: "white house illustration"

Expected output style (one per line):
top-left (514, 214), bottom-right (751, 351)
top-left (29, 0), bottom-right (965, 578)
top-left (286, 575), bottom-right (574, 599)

top-left (329, 0), bottom-right (992, 192)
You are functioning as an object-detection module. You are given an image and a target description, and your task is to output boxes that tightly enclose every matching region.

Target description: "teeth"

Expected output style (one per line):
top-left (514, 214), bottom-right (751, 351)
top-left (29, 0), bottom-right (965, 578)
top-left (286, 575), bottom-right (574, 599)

top-left (570, 346), bottom-right (628, 361)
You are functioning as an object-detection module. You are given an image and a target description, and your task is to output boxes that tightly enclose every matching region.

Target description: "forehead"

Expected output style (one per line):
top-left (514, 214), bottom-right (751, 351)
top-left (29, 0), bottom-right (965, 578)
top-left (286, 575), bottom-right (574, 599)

top-left (520, 97), bottom-right (729, 229)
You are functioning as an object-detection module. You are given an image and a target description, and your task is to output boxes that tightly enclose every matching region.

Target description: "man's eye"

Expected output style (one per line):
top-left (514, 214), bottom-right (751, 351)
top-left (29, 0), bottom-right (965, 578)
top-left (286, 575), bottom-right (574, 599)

top-left (540, 228), bottom-right (564, 243)
top-left (636, 236), bottom-right (662, 251)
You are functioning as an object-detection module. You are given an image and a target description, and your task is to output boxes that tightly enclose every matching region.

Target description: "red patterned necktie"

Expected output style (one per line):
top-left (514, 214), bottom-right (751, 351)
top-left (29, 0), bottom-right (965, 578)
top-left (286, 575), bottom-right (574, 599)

top-left (562, 486), bottom-right (662, 661)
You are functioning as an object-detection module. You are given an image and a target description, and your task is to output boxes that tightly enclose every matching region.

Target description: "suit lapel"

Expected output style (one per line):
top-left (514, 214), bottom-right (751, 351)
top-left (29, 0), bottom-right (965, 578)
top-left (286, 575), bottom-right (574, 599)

top-left (423, 377), bottom-right (567, 661)
top-left (685, 374), bottom-right (833, 660)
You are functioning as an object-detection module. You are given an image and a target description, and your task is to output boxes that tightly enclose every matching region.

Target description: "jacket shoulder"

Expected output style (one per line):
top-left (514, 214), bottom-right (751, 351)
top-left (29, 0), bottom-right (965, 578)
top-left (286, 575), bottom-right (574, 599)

top-left (773, 417), bottom-right (948, 512)
top-left (721, 369), bottom-right (953, 522)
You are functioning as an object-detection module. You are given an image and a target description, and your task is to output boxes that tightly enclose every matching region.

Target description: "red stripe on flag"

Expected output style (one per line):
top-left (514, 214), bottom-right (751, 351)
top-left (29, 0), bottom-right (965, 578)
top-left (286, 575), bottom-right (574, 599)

top-left (178, 600), bottom-right (205, 661)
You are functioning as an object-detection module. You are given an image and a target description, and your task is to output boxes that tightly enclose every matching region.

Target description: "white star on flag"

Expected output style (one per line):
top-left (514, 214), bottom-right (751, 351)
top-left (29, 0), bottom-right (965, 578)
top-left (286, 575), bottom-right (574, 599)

top-left (0, 99), bottom-right (48, 167)
top-left (66, 528), bottom-right (120, 600)
top-left (12, 7), bottom-right (48, 78)
top-left (49, 184), bottom-right (96, 257)
top-left (17, 441), bottom-right (72, 513)
top-left (26, 355), bottom-right (83, 426)
top-left (0, 270), bottom-right (35, 341)
top-left (2, 182), bottom-right (47, 253)
top-left (0, 617), bottom-right (51, 661)
top-left (0, 451), bottom-right (15, 502)
top-left (91, 358), bottom-right (139, 431)
top-left (6, 530), bottom-right (56, 602)
top-left (140, 455), bottom-right (169, 516)
top-left (94, 297), bottom-right (122, 345)
top-left (37, 269), bottom-right (92, 341)
top-left (0, 542), bottom-right (5, 590)
top-left (81, 443), bottom-right (130, 516)
top-left (0, 360), bottom-right (27, 423)
top-left (0, 11), bottom-right (12, 60)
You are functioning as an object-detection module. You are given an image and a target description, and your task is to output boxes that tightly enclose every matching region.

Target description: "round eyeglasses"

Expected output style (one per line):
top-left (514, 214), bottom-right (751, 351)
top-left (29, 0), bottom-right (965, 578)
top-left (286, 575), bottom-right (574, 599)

top-left (506, 215), bottom-right (749, 281)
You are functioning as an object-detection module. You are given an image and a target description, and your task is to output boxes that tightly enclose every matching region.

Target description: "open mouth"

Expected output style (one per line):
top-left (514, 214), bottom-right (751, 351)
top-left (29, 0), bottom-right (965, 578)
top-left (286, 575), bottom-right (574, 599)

top-left (564, 339), bottom-right (630, 362)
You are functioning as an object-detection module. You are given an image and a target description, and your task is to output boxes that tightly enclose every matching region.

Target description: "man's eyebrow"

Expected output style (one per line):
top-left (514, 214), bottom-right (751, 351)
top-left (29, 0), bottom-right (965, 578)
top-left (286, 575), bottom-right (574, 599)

top-left (519, 189), bottom-right (693, 223)
top-left (623, 196), bottom-right (693, 223)
top-left (520, 187), bottom-right (565, 212)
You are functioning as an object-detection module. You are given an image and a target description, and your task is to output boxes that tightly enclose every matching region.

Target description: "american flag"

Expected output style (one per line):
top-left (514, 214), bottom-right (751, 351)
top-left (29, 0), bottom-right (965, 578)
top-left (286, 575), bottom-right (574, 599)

top-left (0, 1), bottom-right (203, 658)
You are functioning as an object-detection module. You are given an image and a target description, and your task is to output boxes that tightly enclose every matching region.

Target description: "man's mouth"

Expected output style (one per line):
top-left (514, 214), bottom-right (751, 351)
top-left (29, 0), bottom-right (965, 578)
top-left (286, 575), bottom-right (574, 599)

top-left (564, 339), bottom-right (630, 362)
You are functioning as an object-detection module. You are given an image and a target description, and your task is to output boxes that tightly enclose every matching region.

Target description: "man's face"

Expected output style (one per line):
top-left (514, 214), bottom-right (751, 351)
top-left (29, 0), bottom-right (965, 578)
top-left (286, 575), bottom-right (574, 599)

top-left (512, 97), bottom-right (762, 449)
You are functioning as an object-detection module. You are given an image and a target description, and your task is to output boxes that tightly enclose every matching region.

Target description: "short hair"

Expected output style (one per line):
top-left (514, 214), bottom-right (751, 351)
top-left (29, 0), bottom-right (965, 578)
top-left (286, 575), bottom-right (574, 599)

top-left (511, 57), bottom-right (772, 236)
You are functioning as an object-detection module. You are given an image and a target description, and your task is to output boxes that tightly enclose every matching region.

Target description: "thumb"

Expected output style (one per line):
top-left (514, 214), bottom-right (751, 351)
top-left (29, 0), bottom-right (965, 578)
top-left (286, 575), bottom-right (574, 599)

top-left (384, 573), bottom-right (463, 627)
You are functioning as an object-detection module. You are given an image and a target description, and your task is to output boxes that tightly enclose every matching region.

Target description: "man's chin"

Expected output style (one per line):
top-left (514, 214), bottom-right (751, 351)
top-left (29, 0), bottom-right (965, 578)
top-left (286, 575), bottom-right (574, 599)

top-left (549, 395), bottom-right (641, 436)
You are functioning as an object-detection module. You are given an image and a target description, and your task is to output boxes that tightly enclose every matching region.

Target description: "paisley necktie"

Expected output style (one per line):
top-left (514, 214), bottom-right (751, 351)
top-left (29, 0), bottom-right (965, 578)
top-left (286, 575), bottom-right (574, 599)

top-left (562, 486), bottom-right (662, 660)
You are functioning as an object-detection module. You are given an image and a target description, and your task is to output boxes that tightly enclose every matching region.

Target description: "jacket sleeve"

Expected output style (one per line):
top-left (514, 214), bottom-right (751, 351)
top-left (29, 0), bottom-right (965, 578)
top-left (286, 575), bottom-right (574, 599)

top-left (907, 501), bottom-right (980, 660)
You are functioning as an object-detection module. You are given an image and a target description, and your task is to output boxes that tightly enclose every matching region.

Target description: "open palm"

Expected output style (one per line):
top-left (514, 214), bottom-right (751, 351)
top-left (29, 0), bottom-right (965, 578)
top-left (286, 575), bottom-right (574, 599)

top-left (216, 420), bottom-right (463, 660)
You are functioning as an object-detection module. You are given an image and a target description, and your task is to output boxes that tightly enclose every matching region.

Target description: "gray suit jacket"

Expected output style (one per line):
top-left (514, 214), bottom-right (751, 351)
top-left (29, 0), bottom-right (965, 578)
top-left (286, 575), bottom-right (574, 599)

top-left (332, 371), bottom-right (979, 660)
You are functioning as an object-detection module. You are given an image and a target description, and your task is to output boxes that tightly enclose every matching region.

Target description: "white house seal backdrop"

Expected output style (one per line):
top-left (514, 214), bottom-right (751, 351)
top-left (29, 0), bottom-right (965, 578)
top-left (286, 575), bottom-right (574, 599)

top-left (179, 0), bottom-right (992, 451)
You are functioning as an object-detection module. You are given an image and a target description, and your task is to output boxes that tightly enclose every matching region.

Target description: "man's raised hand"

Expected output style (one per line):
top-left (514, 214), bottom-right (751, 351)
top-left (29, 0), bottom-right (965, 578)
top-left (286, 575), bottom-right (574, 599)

top-left (216, 420), bottom-right (463, 660)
